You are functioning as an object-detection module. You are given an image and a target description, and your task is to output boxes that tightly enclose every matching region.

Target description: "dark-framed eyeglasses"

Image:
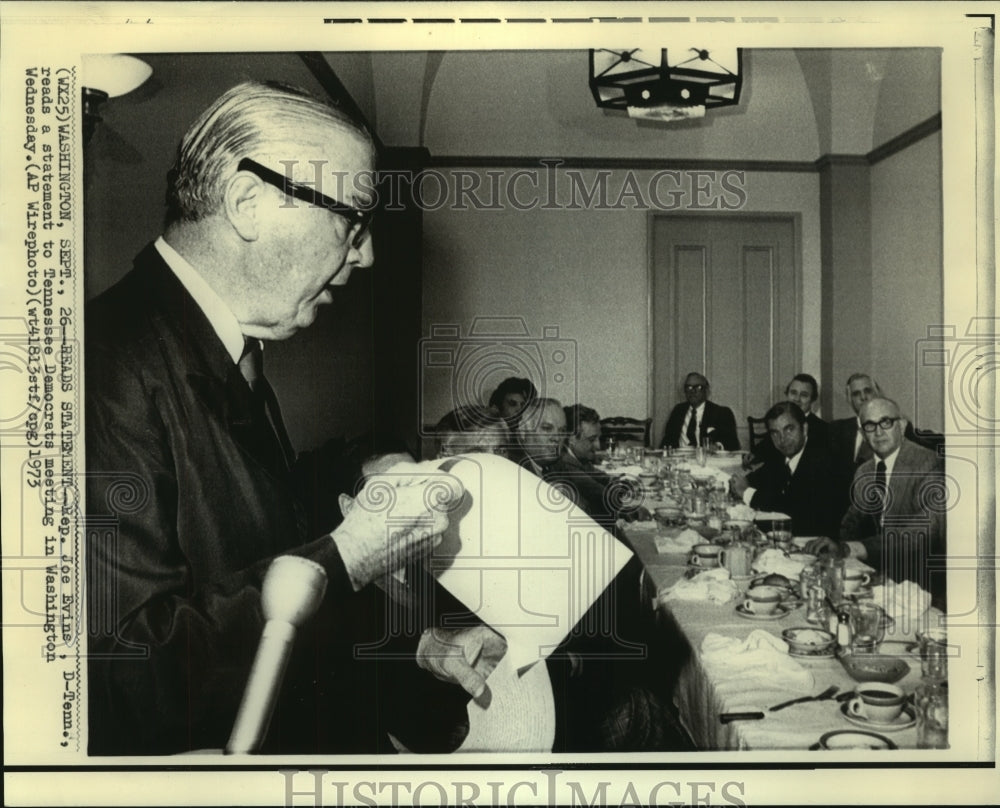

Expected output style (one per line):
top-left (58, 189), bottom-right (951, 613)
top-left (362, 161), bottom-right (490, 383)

top-left (861, 416), bottom-right (901, 433)
top-left (237, 158), bottom-right (373, 248)
top-left (684, 384), bottom-right (707, 392)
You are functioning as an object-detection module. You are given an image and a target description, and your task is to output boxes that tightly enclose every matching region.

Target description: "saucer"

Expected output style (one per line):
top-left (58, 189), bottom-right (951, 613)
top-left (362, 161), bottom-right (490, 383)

top-left (839, 702), bottom-right (916, 732)
top-left (735, 603), bottom-right (792, 621)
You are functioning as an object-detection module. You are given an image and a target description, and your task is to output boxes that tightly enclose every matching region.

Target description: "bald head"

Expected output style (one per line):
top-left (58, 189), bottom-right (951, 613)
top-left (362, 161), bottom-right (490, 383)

top-left (859, 397), bottom-right (906, 459)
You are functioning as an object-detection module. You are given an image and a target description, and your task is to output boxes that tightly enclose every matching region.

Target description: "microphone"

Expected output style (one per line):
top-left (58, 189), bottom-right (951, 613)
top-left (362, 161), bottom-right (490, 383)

top-left (225, 555), bottom-right (328, 754)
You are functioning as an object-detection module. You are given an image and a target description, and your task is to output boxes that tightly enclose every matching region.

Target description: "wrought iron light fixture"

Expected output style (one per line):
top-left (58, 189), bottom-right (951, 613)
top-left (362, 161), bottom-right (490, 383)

top-left (589, 47), bottom-right (742, 121)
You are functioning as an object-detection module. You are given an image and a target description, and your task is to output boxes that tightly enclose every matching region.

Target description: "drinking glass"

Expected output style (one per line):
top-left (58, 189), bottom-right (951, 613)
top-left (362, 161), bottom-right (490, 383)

top-left (915, 680), bottom-right (949, 749)
top-left (918, 628), bottom-right (948, 680)
top-left (849, 601), bottom-right (886, 653)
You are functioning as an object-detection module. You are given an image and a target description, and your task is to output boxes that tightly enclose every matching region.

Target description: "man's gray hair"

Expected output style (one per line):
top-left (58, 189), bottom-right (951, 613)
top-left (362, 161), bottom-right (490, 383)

top-left (165, 80), bottom-right (373, 225)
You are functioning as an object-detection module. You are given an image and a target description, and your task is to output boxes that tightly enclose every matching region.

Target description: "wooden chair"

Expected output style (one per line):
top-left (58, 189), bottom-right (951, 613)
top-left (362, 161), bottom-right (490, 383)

top-left (600, 416), bottom-right (652, 448)
top-left (747, 416), bottom-right (769, 452)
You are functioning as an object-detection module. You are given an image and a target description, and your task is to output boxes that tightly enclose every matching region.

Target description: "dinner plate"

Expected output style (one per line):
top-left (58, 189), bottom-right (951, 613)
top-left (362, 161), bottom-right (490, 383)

top-left (816, 729), bottom-right (897, 750)
top-left (735, 603), bottom-right (792, 621)
top-left (839, 702), bottom-right (916, 732)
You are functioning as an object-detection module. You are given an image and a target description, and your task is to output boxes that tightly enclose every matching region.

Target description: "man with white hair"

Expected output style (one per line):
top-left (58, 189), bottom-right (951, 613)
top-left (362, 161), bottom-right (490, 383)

top-left (86, 82), bottom-right (466, 754)
top-left (807, 397), bottom-right (947, 608)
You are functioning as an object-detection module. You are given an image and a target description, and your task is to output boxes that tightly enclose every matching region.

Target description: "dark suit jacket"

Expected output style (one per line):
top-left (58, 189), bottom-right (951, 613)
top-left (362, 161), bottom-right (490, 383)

top-left (745, 438), bottom-right (845, 538)
top-left (840, 438), bottom-right (947, 608)
top-left (660, 400), bottom-right (740, 451)
top-left (85, 244), bottom-right (441, 754)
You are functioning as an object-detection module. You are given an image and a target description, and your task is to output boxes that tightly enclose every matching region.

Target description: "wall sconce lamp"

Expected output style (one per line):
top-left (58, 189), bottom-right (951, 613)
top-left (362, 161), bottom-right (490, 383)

top-left (81, 54), bottom-right (153, 144)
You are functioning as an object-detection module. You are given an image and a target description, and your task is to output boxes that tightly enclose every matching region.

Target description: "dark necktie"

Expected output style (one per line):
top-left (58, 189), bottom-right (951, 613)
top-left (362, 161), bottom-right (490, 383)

top-left (685, 407), bottom-right (698, 447)
top-left (873, 459), bottom-right (887, 528)
top-left (780, 460), bottom-right (793, 495)
top-left (238, 338), bottom-right (295, 471)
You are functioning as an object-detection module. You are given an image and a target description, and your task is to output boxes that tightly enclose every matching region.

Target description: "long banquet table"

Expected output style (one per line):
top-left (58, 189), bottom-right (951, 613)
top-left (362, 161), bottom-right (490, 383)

top-left (620, 507), bottom-right (930, 751)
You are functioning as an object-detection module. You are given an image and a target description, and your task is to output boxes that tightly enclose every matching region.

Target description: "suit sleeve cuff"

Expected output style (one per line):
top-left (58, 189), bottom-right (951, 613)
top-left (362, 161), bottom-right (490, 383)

top-left (742, 487), bottom-right (757, 507)
top-left (844, 540), bottom-right (867, 560)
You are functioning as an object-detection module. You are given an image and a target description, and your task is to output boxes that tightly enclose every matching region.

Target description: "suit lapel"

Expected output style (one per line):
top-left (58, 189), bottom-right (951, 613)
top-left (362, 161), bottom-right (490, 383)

top-left (133, 245), bottom-right (287, 479)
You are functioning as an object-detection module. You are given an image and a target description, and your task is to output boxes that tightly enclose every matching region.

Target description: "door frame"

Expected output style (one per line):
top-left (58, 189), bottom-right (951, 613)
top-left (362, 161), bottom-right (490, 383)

top-left (645, 211), bottom-right (805, 446)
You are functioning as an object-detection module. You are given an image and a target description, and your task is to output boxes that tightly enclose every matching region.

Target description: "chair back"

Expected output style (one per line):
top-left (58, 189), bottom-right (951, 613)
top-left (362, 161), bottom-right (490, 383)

top-left (746, 416), bottom-right (769, 452)
top-left (600, 416), bottom-right (652, 448)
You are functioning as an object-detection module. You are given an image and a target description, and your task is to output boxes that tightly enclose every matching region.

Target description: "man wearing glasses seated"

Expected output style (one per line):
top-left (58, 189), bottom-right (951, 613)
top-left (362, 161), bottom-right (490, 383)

top-left (806, 398), bottom-right (947, 608)
top-left (660, 372), bottom-right (740, 451)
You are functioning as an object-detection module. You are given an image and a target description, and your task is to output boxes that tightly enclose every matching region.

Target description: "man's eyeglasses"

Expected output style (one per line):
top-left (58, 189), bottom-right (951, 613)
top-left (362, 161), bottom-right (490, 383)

top-left (861, 416), bottom-right (901, 433)
top-left (684, 384), bottom-right (707, 392)
top-left (237, 158), bottom-right (373, 248)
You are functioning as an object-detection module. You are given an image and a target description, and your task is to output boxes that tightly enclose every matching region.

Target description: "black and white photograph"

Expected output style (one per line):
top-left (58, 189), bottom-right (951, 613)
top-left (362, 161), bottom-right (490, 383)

top-left (0, 2), bottom-right (996, 806)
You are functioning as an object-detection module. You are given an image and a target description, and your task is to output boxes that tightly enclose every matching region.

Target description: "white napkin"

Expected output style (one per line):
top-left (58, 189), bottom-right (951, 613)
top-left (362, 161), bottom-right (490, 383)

top-left (726, 503), bottom-right (756, 522)
top-left (752, 548), bottom-right (809, 579)
top-left (871, 579), bottom-right (931, 623)
top-left (654, 527), bottom-right (702, 554)
top-left (674, 462), bottom-right (731, 486)
top-left (624, 518), bottom-right (658, 531)
top-left (700, 630), bottom-right (815, 693)
top-left (844, 557), bottom-right (876, 575)
top-left (659, 567), bottom-right (739, 604)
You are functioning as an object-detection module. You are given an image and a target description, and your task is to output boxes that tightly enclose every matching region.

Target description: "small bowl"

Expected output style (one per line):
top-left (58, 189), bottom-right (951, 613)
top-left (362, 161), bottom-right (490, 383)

top-left (817, 729), bottom-right (897, 750)
top-left (688, 523), bottom-right (721, 541)
top-left (838, 652), bottom-right (911, 684)
top-left (782, 626), bottom-right (836, 657)
top-left (653, 506), bottom-right (685, 527)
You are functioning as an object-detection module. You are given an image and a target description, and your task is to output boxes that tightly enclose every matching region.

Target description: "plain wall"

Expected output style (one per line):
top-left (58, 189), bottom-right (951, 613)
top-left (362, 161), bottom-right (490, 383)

top-left (421, 167), bottom-right (821, 426)
top-left (870, 132), bottom-right (945, 432)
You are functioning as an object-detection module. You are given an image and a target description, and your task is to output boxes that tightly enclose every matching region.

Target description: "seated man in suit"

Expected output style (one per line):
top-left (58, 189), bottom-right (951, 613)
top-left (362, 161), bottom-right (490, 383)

top-left (510, 396), bottom-right (568, 474)
top-left (660, 372), bottom-right (740, 451)
top-left (748, 372), bottom-right (831, 466)
top-left (730, 402), bottom-right (844, 538)
top-left (807, 398), bottom-right (947, 609)
top-left (434, 404), bottom-right (513, 459)
top-left (830, 373), bottom-right (883, 474)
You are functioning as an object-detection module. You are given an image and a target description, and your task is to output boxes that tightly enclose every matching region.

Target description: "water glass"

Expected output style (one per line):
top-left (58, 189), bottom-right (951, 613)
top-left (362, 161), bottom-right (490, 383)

top-left (915, 680), bottom-right (949, 749)
top-left (849, 602), bottom-right (886, 652)
top-left (918, 628), bottom-right (948, 680)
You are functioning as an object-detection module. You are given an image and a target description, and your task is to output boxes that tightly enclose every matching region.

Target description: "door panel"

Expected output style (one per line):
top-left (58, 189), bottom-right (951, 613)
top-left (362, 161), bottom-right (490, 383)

top-left (650, 215), bottom-right (799, 448)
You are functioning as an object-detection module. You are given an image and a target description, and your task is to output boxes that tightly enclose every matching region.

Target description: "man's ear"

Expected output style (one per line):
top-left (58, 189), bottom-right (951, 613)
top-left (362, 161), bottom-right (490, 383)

top-left (338, 493), bottom-right (354, 518)
top-left (223, 173), bottom-right (265, 242)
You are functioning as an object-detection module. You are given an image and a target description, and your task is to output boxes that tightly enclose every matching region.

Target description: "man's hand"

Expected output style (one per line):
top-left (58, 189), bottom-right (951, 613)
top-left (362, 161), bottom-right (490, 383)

top-left (804, 536), bottom-right (847, 557)
top-left (729, 472), bottom-right (750, 499)
top-left (333, 463), bottom-right (464, 589)
top-left (417, 625), bottom-right (507, 703)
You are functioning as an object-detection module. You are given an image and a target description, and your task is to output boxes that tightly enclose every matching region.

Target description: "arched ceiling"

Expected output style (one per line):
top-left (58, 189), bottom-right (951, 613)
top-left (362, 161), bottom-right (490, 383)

top-left (326, 48), bottom-right (940, 162)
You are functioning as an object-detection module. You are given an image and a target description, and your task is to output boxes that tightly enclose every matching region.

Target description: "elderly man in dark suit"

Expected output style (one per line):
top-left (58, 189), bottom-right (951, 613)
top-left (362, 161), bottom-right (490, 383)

top-left (808, 398), bottom-right (947, 608)
top-left (660, 372), bottom-right (740, 451)
top-left (730, 402), bottom-right (845, 538)
top-left (85, 82), bottom-right (489, 755)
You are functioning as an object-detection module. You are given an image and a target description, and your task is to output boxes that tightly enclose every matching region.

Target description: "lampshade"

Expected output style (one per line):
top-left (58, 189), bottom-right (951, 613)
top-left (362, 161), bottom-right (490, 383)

top-left (590, 47), bottom-right (742, 115)
top-left (81, 54), bottom-right (152, 98)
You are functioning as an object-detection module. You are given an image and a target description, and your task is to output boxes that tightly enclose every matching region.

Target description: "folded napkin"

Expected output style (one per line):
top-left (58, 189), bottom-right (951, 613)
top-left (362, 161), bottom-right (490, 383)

top-left (624, 518), bottom-right (658, 531)
top-left (871, 579), bottom-right (931, 623)
top-left (752, 548), bottom-right (809, 579)
top-left (674, 462), bottom-right (731, 486)
top-left (726, 503), bottom-right (756, 522)
top-left (654, 527), bottom-right (702, 554)
top-left (659, 567), bottom-right (739, 604)
top-left (844, 557), bottom-right (876, 575)
top-left (700, 630), bottom-right (815, 693)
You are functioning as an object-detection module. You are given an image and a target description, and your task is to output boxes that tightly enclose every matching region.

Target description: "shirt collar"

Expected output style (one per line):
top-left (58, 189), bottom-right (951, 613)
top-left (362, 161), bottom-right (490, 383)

top-left (155, 236), bottom-right (246, 364)
top-left (786, 440), bottom-right (806, 473)
top-left (877, 446), bottom-right (902, 477)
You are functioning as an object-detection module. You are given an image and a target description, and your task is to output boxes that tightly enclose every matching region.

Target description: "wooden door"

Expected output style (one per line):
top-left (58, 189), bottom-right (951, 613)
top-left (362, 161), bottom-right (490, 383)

top-left (649, 214), bottom-right (800, 448)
